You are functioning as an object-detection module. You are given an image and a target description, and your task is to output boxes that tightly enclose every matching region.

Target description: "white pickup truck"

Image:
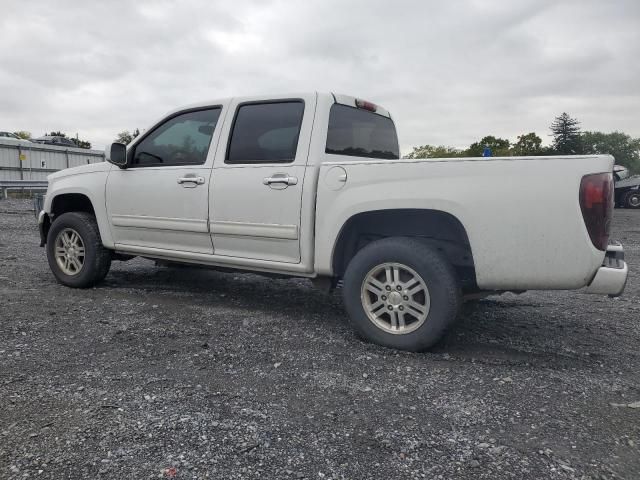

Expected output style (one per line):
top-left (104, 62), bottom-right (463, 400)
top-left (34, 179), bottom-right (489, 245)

top-left (38, 92), bottom-right (628, 351)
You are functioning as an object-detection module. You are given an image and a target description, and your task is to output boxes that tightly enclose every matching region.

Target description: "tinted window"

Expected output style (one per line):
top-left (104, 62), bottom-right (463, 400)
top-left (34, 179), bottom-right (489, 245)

top-left (226, 101), bottom-right (304, 164)
top-left (326, 104), bottom-right (399, 160)
top-left (132, 108), bottom-right (221, 167)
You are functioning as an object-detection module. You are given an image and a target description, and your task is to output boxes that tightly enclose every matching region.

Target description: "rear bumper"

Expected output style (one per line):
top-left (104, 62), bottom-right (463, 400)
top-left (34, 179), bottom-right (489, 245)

top-left (584, 243), bottom-right (628, 297)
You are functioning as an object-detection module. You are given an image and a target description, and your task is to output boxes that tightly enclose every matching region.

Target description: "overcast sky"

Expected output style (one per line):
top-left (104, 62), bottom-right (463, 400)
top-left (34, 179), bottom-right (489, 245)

top-left (1, 0), bottom-right (638, 153)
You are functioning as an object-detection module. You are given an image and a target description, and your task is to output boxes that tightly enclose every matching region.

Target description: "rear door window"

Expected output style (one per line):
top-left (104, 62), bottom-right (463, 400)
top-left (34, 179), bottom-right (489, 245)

top-left (326, 104), bottom-right (399, 160)
top-left (226, 101), bottom-right (305, 164)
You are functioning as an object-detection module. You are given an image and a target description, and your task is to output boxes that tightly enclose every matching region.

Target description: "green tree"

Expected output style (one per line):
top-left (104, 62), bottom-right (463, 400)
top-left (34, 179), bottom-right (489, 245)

top-left (465, 136), bottom-right (510, 157)
top-left (550, 113), bottom-right (582, 154)
top-left (406, 144), bottom-right (463, 159)
top-left (512, 132), bottom-right (543, 156)
top-left (72, 138), bottom-right (92, 149)
top-left (13, 131), bottom-right (31, 140)
top-left (582, 131), bottom-right (640, 173)
top-left (115, 128), bottom-right (140, 145)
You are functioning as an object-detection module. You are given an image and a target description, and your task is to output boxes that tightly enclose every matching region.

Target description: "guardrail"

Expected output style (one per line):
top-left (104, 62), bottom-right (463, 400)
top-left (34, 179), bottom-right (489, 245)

top-left (0, 180), bottom-right (48, 200)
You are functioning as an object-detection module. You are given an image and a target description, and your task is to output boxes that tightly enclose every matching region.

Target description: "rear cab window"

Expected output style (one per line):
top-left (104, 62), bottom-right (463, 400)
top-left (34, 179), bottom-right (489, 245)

top-left (325, 103), bottom-right (399, 160)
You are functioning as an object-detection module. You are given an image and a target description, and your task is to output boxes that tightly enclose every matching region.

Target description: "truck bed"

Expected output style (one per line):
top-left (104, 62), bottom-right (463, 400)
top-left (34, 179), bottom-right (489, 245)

top-left (314, 154), bottom-right (614, 290)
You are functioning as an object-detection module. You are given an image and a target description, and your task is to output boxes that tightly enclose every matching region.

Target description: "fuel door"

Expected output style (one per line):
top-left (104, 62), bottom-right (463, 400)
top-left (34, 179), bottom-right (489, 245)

top-left (324, 166), bottom-right (348, 191)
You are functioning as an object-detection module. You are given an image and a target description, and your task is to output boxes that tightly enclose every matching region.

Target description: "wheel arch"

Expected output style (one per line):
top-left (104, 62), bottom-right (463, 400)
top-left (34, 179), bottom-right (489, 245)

top-left (51, 192), bottom-right (96, 217)
top-left (331, 208), bottom-right (477, 290)
top-left (43, 191), bottom-right (114, 248)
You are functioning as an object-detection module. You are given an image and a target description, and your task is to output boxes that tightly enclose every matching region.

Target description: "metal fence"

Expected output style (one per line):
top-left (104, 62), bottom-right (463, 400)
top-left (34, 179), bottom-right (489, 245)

top-left (0, 139), bottom-right (104, 182)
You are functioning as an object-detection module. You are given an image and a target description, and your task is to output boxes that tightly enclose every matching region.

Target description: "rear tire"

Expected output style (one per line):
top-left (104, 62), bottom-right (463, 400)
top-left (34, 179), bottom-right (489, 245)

top-left (46, 212), bottom-right (112, 288)
top-left (342, 237), bottom-right (461, 352)
top-left (623, 190), bottom-right (640, 209)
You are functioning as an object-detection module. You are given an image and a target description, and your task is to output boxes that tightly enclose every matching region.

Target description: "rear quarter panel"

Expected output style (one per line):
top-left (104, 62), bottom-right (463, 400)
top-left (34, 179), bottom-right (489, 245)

top-left (315, 155), bottom-right (614, 290)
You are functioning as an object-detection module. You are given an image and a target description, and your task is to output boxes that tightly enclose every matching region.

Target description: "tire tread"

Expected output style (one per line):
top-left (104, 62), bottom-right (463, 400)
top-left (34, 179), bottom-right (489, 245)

top-left (342, 237), bottom-right (461, 351)
top-left (46, 212), bottom-right (111, 288)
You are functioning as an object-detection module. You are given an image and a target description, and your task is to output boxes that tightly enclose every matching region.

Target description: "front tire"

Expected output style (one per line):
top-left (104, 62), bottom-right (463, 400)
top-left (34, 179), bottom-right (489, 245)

top-left (342, 237), bottom-right (461, 352)
top-left (46, 212), bottom-right (112, 288)
top-left (623, 190), bottom-right (640, 209)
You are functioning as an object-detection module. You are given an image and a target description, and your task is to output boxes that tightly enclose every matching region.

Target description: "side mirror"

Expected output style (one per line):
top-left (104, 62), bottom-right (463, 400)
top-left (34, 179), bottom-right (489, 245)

top-left (106, 142), bottom-right (128, 168)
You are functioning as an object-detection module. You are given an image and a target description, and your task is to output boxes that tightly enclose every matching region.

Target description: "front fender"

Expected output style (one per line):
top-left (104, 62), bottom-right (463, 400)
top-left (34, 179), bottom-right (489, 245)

top-left (45, 171), bottom-right (114, 248)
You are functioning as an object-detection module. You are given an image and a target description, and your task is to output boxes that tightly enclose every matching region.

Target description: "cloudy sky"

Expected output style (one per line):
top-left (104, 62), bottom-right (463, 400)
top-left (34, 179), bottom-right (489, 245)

top-left (1, 0), bottom-right (638, 153)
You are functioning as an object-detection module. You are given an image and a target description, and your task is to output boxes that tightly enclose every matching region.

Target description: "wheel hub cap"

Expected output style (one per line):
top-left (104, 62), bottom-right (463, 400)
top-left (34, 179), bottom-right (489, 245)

top-left (388, 291), bottom-right (402, 305)
top-left (54, 228), bottom-right (85, 276)
top-left (360, 262), bottom-right (431, 335)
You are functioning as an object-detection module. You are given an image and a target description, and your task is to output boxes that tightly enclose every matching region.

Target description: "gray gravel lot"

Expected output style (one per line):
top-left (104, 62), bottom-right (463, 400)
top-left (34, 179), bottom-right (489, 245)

top-left (0, 198), bottom-right (639, 479)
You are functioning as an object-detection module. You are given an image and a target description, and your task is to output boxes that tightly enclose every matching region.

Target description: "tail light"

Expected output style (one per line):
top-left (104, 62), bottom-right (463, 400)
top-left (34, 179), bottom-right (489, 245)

top-left (355, 99), bottom-right (377, 112)
top-left (579, 172), bottom-right (613, 251)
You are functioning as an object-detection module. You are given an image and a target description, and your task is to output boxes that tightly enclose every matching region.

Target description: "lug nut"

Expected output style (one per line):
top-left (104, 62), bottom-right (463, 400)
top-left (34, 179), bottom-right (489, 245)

top-left (396, 285), bottom-right (402, 291)
top-left (403, 296), bottom-right (409, 301)
top-left (385, 285), bottom-right (392, 291)
top-left (381, 295), bottom-right (387, 301)
top-left (399, 306), bottom-right (404, 311)
top-left (387, 305), bottom-right (393, 310)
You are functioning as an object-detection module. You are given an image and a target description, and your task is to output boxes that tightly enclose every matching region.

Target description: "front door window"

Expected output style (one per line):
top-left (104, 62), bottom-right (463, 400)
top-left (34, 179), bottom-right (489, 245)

top-left (131, 108), bottom-right (221, 167)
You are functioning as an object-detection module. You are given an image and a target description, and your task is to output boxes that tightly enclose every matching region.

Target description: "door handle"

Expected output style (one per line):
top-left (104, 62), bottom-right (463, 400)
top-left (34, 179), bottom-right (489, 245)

top-left (263, 175), bottom-right (298, 186)
top-left (177, 176), bottom-right (205, 186)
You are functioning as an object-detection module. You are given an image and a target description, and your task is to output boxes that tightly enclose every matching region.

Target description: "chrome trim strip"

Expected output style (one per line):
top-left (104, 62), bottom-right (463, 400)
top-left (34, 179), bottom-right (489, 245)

top-left (210, 220), bottom-right (299, 240)
top-left (111, 214), bottom-right (208, 233)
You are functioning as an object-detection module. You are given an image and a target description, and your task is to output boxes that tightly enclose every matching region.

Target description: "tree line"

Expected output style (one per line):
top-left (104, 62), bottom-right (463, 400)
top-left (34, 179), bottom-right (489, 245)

top-left (407, 113), bottom-right (640, 173)
top-left (15, 128), bottom-right (142, 148)
top-left (13, 128), bottom-right (142, 148)
top-left (13, 130), bottom-right (92, 149)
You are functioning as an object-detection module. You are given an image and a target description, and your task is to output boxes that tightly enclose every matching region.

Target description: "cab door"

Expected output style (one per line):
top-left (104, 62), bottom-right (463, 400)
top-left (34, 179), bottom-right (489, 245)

top-left (210, 94), bottom-right (316, 264)
top-left (106, 106), bottom-right (224, 254)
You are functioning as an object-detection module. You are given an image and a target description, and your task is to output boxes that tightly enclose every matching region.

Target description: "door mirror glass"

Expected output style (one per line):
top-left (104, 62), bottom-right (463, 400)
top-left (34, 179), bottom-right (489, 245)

top-left (107, 142), bottom-right (127, 167)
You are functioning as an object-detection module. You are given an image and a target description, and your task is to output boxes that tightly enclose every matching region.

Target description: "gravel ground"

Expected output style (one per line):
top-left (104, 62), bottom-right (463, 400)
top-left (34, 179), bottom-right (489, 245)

top-left (0, 198), bottom-right (638, 480)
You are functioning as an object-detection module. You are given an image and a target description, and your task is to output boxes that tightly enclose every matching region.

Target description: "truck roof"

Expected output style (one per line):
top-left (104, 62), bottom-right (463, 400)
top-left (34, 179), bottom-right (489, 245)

top-left (163, 92), bottom-right (392, 119)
